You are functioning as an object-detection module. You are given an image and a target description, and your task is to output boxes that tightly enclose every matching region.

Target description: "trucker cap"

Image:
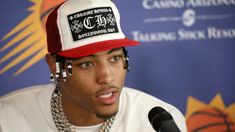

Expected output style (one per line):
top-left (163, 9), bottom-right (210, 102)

top-left (46, 0), bottom-right (139, 58)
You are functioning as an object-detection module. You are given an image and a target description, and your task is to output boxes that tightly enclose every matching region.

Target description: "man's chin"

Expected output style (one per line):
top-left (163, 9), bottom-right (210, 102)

top-left (95, 100), bottom-right (119, 119)
top-left (96, 110), bottom-right (118, 119)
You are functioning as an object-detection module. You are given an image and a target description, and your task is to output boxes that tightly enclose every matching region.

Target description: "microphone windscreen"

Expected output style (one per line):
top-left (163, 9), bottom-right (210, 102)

top-left (148, 106), bottom-right (175, 131)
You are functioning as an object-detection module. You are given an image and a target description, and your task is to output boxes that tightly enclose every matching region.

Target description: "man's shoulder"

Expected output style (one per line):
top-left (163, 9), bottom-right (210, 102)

top-left (120, 87), bottom-right (187, 132)
top-left (122, 87), bottom-right (171, 107)
top-left (0, 84), bottom-right (54, 105)
top-left (0, 84), bottom-right (56, 130)
top-left (122, 87), bottom-right (183, 115)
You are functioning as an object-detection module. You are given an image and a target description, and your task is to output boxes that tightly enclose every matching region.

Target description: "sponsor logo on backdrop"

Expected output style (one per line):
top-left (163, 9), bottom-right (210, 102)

top-left (132, 0), bottom-right (235, 42)
top-left (143, 0), bottom-right (235, 9)
top-left (186, 94), bottom-right (235, 131)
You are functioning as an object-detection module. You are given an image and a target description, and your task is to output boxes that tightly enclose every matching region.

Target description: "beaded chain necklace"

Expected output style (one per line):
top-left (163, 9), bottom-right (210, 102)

top-left (50, 84), bottom-right (115, 132)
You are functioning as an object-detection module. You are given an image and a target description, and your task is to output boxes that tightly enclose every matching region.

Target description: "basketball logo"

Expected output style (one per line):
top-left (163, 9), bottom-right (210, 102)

top-left (187, 106), bottom-right (235, 132)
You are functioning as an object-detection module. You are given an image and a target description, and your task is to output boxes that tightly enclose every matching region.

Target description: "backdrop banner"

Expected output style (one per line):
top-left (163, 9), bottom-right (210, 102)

top-left (1, 0), bottom-right (235, 131)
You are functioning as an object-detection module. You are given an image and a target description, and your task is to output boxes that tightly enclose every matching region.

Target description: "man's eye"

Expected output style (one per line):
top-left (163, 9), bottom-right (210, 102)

top-left (79, 62), bottom-right (94, 69)
top-left (110, 55), bottom-right (122, 63)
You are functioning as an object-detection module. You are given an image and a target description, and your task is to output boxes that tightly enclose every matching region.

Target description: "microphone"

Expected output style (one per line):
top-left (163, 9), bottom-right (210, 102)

top-left (148, 106), bottom-right (181, 132)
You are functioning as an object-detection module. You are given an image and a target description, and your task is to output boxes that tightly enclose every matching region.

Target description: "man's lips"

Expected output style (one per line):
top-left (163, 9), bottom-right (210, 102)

top-left (96, 88), bottom-right (119, 105)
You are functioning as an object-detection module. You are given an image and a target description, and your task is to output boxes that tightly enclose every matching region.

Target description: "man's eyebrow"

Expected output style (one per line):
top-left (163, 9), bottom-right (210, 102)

top-left (108, 48), bottom-right (122, 54)
top-left (71, 48), bottom-right (122, 61)
top-left (71, 54), bottom-right (95, 61)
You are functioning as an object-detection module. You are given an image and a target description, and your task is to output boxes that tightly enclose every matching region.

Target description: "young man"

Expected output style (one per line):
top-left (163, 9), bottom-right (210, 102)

top-left (0, 0), bottom-right (187, 131)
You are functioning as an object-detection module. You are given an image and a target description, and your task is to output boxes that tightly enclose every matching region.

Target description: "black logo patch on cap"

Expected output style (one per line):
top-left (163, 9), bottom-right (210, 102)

top-left (67, 7), bottom-right (119, 41)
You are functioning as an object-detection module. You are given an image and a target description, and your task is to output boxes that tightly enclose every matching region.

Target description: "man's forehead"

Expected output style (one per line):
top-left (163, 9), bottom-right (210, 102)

top-left (72, 48), bottom-right (123, 60)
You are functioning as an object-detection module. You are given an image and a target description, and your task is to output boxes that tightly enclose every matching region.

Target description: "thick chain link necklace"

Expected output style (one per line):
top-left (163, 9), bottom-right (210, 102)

top-left (50, 84), bottom-right (115, 132)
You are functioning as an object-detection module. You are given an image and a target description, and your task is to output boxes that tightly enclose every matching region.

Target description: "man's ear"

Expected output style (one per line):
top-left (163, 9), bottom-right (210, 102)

top-left (45, 54), bottom-right (56, 74)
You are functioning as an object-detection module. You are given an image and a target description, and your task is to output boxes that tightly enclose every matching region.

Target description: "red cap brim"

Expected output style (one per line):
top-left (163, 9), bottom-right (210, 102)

top-left (58, 38), bottom-right (139, 58)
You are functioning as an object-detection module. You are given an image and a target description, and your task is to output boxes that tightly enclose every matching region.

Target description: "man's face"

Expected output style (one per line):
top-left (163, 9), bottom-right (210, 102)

top-left (61, 48), bottom-right (127, 119)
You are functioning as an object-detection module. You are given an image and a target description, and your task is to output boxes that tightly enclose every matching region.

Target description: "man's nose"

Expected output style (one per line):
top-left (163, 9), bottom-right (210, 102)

top-left (96, 62), bottom-right (114, 85)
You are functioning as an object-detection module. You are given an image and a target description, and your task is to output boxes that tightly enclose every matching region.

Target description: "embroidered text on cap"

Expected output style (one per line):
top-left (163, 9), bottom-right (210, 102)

top-left (67, 7), bottom-right (119, 41)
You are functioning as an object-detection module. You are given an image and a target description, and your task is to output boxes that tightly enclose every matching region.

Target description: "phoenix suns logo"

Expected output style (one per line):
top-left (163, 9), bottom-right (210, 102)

top-left (186, 94), bottom-right (235, 132)
top-left (0, 0), bottom-right (64, 76)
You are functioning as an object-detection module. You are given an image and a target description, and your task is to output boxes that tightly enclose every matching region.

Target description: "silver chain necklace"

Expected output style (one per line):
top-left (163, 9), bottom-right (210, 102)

top-left (51, 84), bottom-right (115, 132)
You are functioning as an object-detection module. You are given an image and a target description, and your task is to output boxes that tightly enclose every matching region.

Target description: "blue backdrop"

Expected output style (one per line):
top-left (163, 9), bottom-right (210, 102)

top-left (1, 0), bottom-right (235, 129)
